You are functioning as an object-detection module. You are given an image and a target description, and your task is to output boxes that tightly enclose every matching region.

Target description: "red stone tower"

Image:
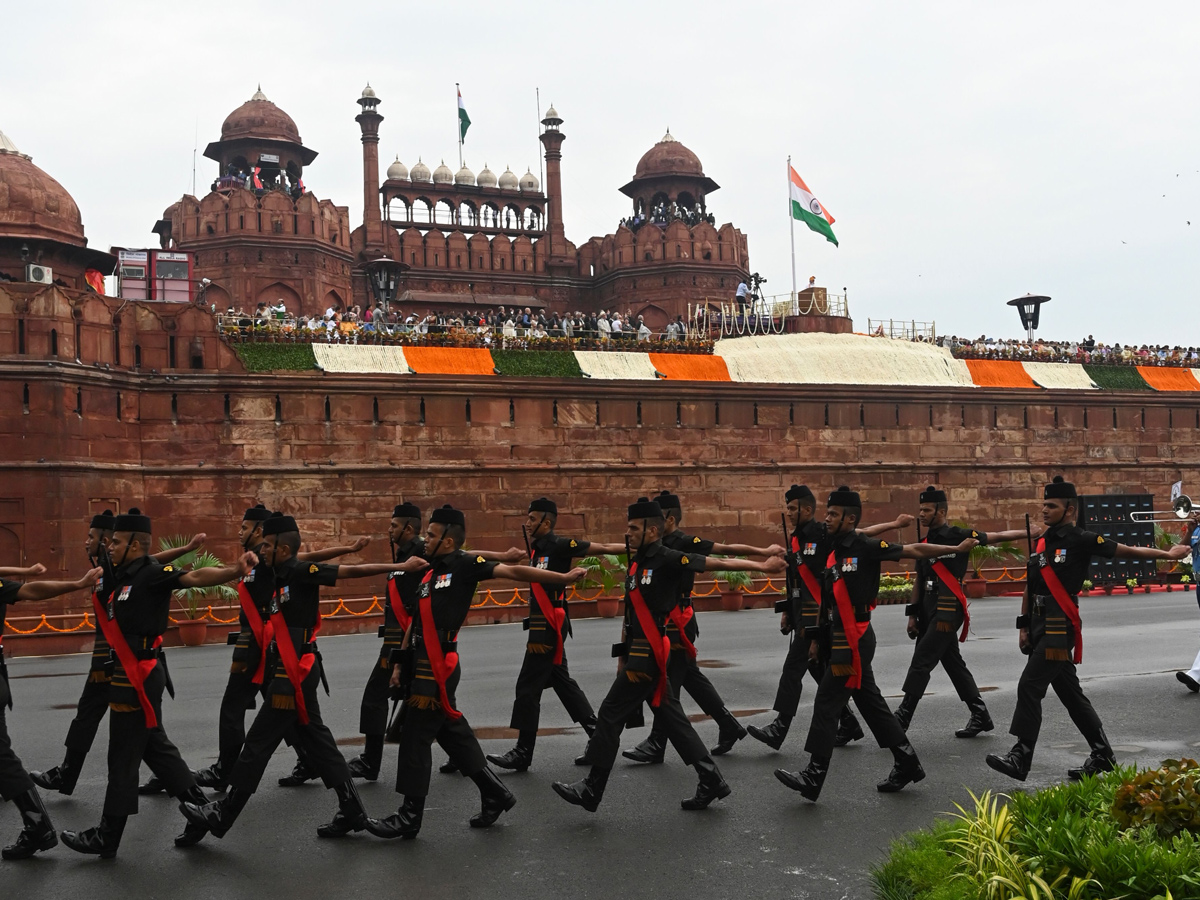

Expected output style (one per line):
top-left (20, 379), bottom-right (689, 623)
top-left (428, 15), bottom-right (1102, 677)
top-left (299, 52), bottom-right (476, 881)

top-left (355, 84), bottom-right (386, 254)
top-left (538, 106), bottom-right (574, 276)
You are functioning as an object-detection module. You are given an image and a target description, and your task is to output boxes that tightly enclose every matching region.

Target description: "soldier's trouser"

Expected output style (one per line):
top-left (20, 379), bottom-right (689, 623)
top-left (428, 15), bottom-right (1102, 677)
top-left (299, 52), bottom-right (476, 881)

top-left (1009, 648), bottom-right (1104, 746)
top-left (773, 633), bottom-right (824, 716)
top-left (0, 673), bottom-right (35, 800)
top-left (393, 667), bottom-right (486, 797)
top-left (509, 647), bottom-right (594, 733)
top-left (901, 619), bottom-right (982, 703)
top-left (804, 627), bottom-right (906, 759)
top-left (586, 665), bottom-right (710, 769)
top-left (228, 667), bottom-right (350, 794)
top-left (104, 665), bottom-right (196, 816)
top-left (646, 649), bottom-right (736, 742)
top-left (64, 675), bottom-right (111, 756)
top-left (359, 651), bottom-right (393, 736)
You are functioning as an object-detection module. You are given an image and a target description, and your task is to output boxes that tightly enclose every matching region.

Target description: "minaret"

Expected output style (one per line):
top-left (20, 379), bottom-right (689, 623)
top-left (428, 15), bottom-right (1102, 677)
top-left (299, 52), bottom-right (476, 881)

top-left (355, 83), bottom-right (384, 250)
top-left (538, 105), bottom-right (573, 272)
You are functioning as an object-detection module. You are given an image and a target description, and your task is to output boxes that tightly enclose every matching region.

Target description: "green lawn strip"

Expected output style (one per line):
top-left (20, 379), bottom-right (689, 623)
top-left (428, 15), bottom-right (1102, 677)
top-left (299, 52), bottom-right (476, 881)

top-left (233, 343), bottom-right (318, 372)
top-left (490, 349), bottom-right (583, 378)
top-left (1083, 364), bottom-right (1152, 390)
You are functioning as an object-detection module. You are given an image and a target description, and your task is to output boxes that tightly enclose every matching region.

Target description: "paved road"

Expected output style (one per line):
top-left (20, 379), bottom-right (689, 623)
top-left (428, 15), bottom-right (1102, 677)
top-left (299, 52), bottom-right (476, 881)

top-left (4, 593), bottom-right (1200, 898)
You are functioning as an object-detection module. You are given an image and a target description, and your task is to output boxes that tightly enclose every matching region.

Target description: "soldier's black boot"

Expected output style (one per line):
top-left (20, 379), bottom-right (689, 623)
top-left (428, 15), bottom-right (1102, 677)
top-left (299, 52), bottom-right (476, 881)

top-left (681, 758), bottom-right (731, 810)
top-left (348, 734), bottom-right (384, 781)
top-left (365, 795), bottom-right (424, 840)
top-left (438, 759), bottom-right (459, 774)
top-left (711, 711), bottom-right (747, 756)
top-left (955, 698), bottom-right (994, 739)
top-left (469, 767), bottom-right (517, 827)
top-left (277, 756), bottom-right (317, 787)
top-left (194, 756), bottom-right (232, 791)
top-left (173, 786), bottom-right (211, 847)
top-left (878, 741), bottom-right (926, 792)
top-left (60, 814), bottom-right (126, 859)
top-left (894, 694), bottom-right (919, 733)
top-left (138, 774), bottom-right (165, 795)
top-left (579, 714), bottom-right (598, 738)
top-left (317, 780), bottom-right (369, 837)
top-left (486, 730), bottom-right (535, 772)
top-left (833, 708), bottom-right (864, 746)
top-left (2, 788), bottom-right (57, 859)
top-left (30, 748), bottom-right (86, 796)
top-left (622, 731), bottom-right (667, 764)
top-left (775, 755), bottom-right (830, 802)
top-left (1067, 729), bottom-right (1116, 781)
top-left (986, 740), bottom-right (1034, 782)
top-left (552, 765), bottom-right (610, 813)
top-left (179, 786), bottom-right (251, 839)
top-left (747, 714), bottom-right (792, 751)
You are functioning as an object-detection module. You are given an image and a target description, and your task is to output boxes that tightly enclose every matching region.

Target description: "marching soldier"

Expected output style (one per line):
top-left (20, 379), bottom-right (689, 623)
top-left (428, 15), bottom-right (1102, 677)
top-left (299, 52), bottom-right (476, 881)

top-left (488, 497), bottom-right (625, 773)
top-left (192, 505), bottom-right (369, 792)
top-left (748, 484), bottom-right (912, 751)
top-left (553, 497), bottom-right (786, 814)
top-left (60, 509), bottom-right (251, 858)
top-left (366, 505), bottom-right (586, 840)
top-left (32, 511), bottom-right (201, 797)
top-left (180, 513), bottom-right (424, 842)
top-left (1, 563), bottom-right (100, 860)
top-left (893, 486), bottom-right (1028, 737)
top-left (986, 476), bottom-right (1188, 782)
top-left (622, 489), bottom-right (784, 764)
top-left (775, 487), bottom-right (976, 802)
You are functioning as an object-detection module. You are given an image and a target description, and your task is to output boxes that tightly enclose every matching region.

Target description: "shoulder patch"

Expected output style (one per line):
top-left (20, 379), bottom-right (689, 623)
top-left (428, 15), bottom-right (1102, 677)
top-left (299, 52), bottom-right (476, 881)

top-left (681, 555), bottom-right (689, 565)
top-left (880, 541), bottom-right (889, 549)
top-left (309, 564), bottom-right (319, 574)
top-left (1097, 535), bottom-right (1104, 544)
top-left (477, 555), bottom-right (486, 564)
top-left (693, 536), bottom-right (702, 544)
top-left (162, 565), bottom-right (174, 573)
top-left (569, 540), bottom-right (577, 548)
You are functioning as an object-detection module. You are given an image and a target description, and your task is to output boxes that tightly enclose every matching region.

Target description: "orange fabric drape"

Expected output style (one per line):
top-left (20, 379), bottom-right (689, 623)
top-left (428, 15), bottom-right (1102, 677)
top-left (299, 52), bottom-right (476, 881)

top-left (648, 353), bottom-right (731, 382)
top-left (964, 359), bottom-right (1040, 389)
top-left (85, 269), bottom-right (106, 294)
top-left (404, 347), bottom-right (496, 376)
top-left (1136, 367), bottom-right (1200, 392)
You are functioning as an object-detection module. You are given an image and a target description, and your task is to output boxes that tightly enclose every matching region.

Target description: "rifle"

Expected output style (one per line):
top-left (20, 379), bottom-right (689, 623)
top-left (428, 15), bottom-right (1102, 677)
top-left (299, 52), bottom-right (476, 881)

top-left (520, 524), bottom-right (533, 632)
top-left (776, 512), bottom-right (791, 616)
top-left (1025, 513), bottom-right (1034, 558)
top-left (613, 537), bottom-right (631, 659)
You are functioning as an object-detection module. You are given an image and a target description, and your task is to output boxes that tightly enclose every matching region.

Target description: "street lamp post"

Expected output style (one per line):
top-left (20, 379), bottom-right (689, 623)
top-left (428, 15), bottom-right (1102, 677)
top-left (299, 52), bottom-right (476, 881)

top-left (1006, 293), bottom-right (1050, 344)
top-left (365, 257), bottom-right (409, 312)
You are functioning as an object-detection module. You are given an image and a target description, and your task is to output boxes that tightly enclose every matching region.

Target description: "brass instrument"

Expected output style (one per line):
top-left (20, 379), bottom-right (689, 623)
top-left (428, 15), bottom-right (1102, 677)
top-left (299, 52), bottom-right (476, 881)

top-left (1129, 495), bottom-right (1193, 522)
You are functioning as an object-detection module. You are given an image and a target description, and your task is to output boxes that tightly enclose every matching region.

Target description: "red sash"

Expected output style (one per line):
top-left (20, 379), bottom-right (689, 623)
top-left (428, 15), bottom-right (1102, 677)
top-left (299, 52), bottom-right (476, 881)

top-left (268, 603), bottom-right (320, 725)
top-left (529, 549), bottom-right (566, 664)
top-left (386, 576), bottom-right (412, 634)
top-left (791, 536), bottom-right (823, 604)
top-left (828, 551), bottom-right (868, 690)
top-left (236, 580), bottom-right (273, 685)
top-left (924, 537), bottom-right (971, 643)
top-left (418, 570), bottom-right (462, 720)
top-left (628, 562), bottom-right (671, 707)
top-left (92, 590), bottom-right (161, 728)
top-left (1036, 538), bottom-right (1084, 663)
top-left (667, 604), bottom-right (697, 658)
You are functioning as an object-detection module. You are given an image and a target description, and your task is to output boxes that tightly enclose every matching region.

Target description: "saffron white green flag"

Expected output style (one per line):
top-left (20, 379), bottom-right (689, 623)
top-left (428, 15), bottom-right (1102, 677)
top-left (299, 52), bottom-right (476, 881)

top-left (458, 87), bottom-right (471, 142)
top-left (789, 165), bottom-right (837, 246)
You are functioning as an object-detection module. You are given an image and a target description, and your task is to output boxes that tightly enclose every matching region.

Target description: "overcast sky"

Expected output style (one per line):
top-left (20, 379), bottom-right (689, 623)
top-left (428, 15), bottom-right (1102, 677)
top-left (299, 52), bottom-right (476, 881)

top-left (3, 1), bottom-right (1197, 344)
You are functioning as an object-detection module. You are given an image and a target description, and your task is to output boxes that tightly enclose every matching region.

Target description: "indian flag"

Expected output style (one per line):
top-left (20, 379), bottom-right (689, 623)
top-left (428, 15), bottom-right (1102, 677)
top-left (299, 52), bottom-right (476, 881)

top-left (789, 165), bottom-right (837, 246)
top-left (458, 87), bottom-right (471, 142)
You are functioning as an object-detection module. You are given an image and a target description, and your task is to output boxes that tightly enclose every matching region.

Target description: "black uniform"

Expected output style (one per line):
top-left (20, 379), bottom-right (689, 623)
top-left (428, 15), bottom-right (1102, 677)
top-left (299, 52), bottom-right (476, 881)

top-left (101, 556), bottom-right (198, 816)
top-left (901, 524), bottom-right (988, 705)
top-left (227, 557), bottom-right (350, 793)
top-left (359, 538), bottom-right (423, 738)
top-left (804, 531), bottom-right (908, 759)
top-left (1009, 523), bottom-right (1118, 746)
top-left (393, 550), bottom-right (498, 798)
top-left (584, 541), bottom-right (714, 769)
top-left (506, 533), bottom-right (595, 733)
top-left (0, 580), bottom-right (35, 802)
top-left (772, 519), bottom-right (832, 717)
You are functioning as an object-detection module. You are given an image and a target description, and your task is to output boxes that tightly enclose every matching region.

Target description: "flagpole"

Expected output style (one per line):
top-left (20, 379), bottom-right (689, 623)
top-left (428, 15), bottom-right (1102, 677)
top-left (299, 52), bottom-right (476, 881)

top-left (456, 83), bottom-right (463, 169)
top-left (536, 87), bottom-right (544, 192)
top-left (788, 155), bottom-right (797, 309)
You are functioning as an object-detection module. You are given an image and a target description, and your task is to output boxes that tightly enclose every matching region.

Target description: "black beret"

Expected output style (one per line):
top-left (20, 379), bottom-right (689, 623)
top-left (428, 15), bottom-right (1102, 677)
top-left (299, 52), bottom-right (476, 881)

top-left (827, 486), bottom-right (862, 510)
top-left (919, 485), bottom-right (948, 505)
top-left (785, 484), bottom-right (815, 503)
top-left (628, 497), bottom-right (664, 519)
top-left (90, 508), bottom-right (116, 531)
top-left (261, 513), bottom-right (300, 537)
top-left (655, 490), bottom-right (682, 512)
top-left (242, 503), bottom-right (271, 522)
top-left (1043, 475), bottom-right (1077, 500)
top-left (392, 502), bottom-right (421, 520)
top-left (431, 505), bottom-right (465, 528)
top-left (528, 497), bottom-right (558, 516)
top-left (113, 507), bottom-right (152, 534)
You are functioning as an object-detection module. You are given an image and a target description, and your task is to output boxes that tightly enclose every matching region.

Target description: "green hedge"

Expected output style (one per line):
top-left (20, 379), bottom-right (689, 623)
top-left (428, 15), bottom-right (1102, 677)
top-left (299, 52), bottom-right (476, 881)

top-left (491, 350), bottom-right (582, 378)
top-left (234, 344), bottom-right (318, 372)
top-left (1083, 364), bottom-right (1152, 391)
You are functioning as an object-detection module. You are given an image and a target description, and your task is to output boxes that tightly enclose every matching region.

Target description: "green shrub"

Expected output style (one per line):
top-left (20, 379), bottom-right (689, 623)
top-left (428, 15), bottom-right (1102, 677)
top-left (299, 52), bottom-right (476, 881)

top-left (878, 574), bottom-right (915, 602)
top-left (234, 343), bottom-right (317, 372)
top-left (1083, 364), bottom-right (1151, 390)
top-left (491, 350), bottom-right (582, 378)
top-left (1113, 759), bottom-right (1200, 838)
top-left (872, 822), bottom-right (972, 900)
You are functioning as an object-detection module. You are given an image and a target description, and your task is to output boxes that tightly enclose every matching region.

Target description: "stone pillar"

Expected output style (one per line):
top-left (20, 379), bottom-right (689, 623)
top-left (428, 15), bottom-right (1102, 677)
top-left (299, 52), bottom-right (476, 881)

top-left (538, 107), bottom-right (572, 273)
top-left (356, 87), bottom-right (384, 250)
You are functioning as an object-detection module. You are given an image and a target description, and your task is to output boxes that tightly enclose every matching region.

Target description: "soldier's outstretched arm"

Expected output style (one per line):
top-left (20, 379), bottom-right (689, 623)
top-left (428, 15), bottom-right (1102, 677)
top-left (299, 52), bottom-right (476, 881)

top-left (16, 567), bottom-right (101, 602)
top-left (300, 536), bottom-right (371, 562)
top-left (899, 539), bottom-right (977, 560)
top-left (859, 514), bottom-right (915, 538)
top-left (153, 533), bottom-right (206, 564)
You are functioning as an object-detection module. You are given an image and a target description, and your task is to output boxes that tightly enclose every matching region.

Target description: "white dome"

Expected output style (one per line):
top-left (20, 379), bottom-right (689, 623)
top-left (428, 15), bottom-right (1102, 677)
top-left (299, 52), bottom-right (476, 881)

top-left (410, 158), bottom-right (431, 182)
top-left (519, 168), bottom-right (540, 192)
top-left (386, 156), bottom-right (409, 180)
top-left (361, 83), bottom-right (377, 99)
top-left (497, 166), bottom-right (518, 190)
top-left (0, 128), bottom-right (22, 156)
top-left (455, 163), bottom-right (475, 186)
top-left (432, 160), bottom-right (453, 184)
top-left (477, 164), bottom-right (497, 188)
top-left (251, 84), bottom-right (268, 102)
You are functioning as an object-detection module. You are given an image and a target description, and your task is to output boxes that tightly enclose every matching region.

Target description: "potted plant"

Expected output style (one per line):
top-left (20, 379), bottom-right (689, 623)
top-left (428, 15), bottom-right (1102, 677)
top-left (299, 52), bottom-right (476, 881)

top-left (966, 540), bottom-right (1022, 599)
top-left (1184, 575), bottom-right (1193, 593)
top-left (877, 574), bottom-right (915, 606)
top-left (579, 554), bottom-right (625, 618)
top-left (713, 561), bottom-right (753, 611)
top-left (1102, 582), bottom-right (1114, 595)
top-left (159, 535), bottom-right (237, 646)
top-left (1125, 577), bottom-right (1138, 595)
top-left (1082, 579), bottom-right (1094, 596)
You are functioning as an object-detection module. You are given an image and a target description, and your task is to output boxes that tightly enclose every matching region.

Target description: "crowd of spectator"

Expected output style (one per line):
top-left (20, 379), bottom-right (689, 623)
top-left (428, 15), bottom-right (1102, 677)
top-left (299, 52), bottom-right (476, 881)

top-left (619, 199), bottom-right (716, 233)
top-left (896, 332), bottom-right (1200, 368)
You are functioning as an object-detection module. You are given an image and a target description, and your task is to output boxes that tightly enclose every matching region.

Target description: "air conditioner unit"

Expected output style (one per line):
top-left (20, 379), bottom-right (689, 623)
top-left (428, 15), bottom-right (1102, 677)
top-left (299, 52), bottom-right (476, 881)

top-left (25, 264), bottom-right (53, 285)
